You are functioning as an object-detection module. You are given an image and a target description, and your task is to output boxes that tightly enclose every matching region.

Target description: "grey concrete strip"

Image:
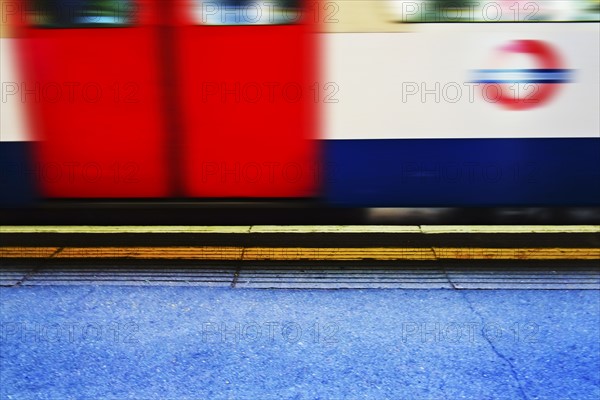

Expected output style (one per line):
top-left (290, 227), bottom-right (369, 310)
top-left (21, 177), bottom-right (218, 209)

top-left (453, 283), bottom-right (600, 290)
top-left (0, 268), bottom-right (31, 286)
top-left (20, 281), bottom-right (235, 287)
top-left (1, 266), bottom-right (598, 289)
top-left (235, 282), bottom-right (455, 289)
top-left (220, 268), bottom-right (448, 288)
top-left (19, 268), bottom-right (236, 287)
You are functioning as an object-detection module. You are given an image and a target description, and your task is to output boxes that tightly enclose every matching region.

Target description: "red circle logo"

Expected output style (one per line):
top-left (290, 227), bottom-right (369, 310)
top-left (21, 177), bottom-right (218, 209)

top-left (472, 40), bottom-right (573, 110)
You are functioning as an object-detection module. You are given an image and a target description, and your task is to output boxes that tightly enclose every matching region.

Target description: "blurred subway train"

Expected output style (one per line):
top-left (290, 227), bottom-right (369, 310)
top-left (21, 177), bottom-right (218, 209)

top-left (1, 1), bottom-right (599, 223)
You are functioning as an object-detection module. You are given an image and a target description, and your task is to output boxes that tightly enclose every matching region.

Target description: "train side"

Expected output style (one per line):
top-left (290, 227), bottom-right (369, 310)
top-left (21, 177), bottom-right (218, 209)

top-left (1, 0), bottom-right (599, 207)
top-left (324, 19), bottom-right (600, 206)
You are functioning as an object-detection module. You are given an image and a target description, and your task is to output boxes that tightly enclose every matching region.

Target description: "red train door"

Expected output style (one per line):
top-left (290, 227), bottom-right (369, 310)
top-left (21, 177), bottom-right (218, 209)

top-left (172, 0), bottom-right (319, 197)
top-left (19, 0), bottom-right (170, 197)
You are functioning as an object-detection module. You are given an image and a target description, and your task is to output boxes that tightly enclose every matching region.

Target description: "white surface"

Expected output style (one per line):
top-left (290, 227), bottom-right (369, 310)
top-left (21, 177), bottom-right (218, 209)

top-left (323, 23), bottom-right (600, 139)
top-left (0, 38), bottom-right (30, 142)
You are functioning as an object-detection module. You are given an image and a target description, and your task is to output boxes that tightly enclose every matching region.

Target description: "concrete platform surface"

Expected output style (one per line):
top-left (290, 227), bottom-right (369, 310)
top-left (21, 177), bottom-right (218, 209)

top-left (1, 285), bottom-right (599, 399)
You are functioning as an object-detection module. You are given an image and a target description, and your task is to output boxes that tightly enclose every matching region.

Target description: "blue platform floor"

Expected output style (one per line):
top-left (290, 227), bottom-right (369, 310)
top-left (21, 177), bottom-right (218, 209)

top-left (1, 285), bottom-right (599, 399)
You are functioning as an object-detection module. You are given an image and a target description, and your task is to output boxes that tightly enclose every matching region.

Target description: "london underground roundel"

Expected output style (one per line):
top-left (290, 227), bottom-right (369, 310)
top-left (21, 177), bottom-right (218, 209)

top-left (472, 40), bottom-right (574, 110)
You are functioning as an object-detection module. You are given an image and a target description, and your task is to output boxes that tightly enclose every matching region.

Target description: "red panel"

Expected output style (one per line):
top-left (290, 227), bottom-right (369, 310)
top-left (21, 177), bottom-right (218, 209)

top-left (19, 0), bottom-right (170, 197)
top-left (174, 1), bottom-right (320, 197)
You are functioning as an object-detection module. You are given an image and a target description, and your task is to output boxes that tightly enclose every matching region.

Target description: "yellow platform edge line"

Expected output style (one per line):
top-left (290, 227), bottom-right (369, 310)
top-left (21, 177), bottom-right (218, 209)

top-left (1, 225), bottom-right (599, 234)
top-left (1, 247), bottom-right (598, 260)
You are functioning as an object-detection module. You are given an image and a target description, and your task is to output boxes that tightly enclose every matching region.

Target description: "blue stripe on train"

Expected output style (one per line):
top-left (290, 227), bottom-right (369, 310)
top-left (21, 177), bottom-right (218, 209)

top-left (0, 141), bottom-right (37, 207)
top-left (323, 138), bottom-right (600, 207)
